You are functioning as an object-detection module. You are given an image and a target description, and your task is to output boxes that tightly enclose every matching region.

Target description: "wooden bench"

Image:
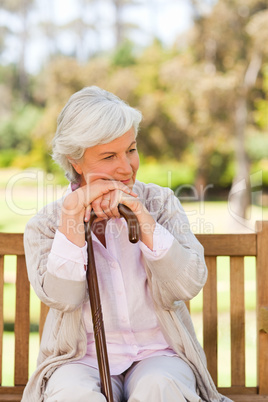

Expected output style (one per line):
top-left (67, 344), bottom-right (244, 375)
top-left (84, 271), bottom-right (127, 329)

top-left (0, 222), bottom-right (268, 401)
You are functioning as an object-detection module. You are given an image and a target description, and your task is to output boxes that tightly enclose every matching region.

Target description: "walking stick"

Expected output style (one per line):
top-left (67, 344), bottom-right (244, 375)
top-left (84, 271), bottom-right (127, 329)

top-left (85, 204), bottom-right (140, 402)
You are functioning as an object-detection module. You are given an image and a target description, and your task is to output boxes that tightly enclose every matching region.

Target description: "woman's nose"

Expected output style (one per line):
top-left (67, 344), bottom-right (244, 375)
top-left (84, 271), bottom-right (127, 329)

top-left (117, 156), bottom-right (132, 174)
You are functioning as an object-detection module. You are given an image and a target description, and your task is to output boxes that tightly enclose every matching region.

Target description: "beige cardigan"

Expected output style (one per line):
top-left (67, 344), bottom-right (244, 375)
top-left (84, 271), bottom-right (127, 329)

top-left (22, 181), bottom-right (232, 402)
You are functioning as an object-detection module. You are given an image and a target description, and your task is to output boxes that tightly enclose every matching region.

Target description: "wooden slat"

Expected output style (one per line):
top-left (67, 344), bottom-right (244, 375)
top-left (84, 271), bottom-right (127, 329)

top-left (229, 396), bottom-right (268, 401)
top-left (203, 256), bottom-right (218, 385)
top-left (219, 386), bottom-right (257, 395)
top-left (0, 396), bottom-right (22, 401)
top-left (39, 302), bottom-right (49, 341)
top-left (0, 386), bottom-right (24, 402)
top-left (184, 300), bottom-right (190, 312)
top-left (196, 234), bottom-right (257, 256)
top-left (14, 256), bottom-right (30, 386)
top-left (0, 255), bottom-right (4, 385)
top-left (256, 221), bottom-right (268, 395)
top-left (0, 385), bottom-right (25, 394)
top-left (230, 257), bottom-right (245, 387)
top-left (0, 386), bottom-right (24, 401)
top-left (0, 234), bottom-right (24, 256)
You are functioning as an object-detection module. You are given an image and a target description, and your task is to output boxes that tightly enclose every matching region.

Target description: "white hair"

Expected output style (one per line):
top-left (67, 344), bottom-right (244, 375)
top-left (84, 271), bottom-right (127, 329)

top-left (52, 86), bottom-right (142, 183)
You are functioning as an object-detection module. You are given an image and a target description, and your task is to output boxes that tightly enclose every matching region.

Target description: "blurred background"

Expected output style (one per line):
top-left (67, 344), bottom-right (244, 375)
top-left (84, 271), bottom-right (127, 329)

top-left (1, 0), bottom-right (268, 234)
top-left (1, 0), bottom-right (268, 389)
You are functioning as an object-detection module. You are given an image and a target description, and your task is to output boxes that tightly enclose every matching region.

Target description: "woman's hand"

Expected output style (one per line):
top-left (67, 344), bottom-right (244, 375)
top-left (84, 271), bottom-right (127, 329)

top-left (91, 187), bottom-right (156, 250)
top-left (59, 179), bottom-right (155, 250)
top-left (58, 180), bottom-right (137, 247)
top-left (62, 179), bottom-right (137, 217)
top-left (90, 188), bottom-right (142, 222)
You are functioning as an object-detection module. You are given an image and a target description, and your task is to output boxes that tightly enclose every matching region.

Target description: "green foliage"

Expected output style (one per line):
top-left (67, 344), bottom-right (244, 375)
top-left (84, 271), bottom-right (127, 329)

top-left (0, 104), bottom-right (43, 169)
top-left (111, 40), bottom-right (137, 67)
top-left (0, 149), bottom-right (19, 167)
top-left (0, 104), bottom-right (42, 151)
top-left (254, 99), bottom-right (268, 129)
top-left (253, 160), bottom-right (268, 186)
top-left (254, 64), bottom-right (268, 129)
top-left (246, 128), bottom-right (268, 160)
top-left (207, 151), bottom-right (234, 186)
top-left (137, 158), bottom-right (195, 189)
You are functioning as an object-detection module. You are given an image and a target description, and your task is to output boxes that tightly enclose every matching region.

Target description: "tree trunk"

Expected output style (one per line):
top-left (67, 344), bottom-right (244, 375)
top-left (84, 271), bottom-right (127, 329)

top-left (229, 52), bottom-right (262, 220)
top-left (18, 1), bottom-right (29, 100)
top-left (114, 0), bottom-right (123, 46)
top-left (229, 93), bottom-right (250, 220)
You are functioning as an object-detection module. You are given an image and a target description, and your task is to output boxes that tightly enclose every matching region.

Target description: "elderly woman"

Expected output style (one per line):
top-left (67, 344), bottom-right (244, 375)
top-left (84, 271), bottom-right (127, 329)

top-left (22, 86), bottom-right (231, 402)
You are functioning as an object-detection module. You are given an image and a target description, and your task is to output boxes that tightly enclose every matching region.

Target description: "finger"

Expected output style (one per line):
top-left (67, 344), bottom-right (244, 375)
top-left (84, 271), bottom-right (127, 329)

top-left (99, 186), bottom-right (130, 219)
top-left (100, 198), bottom-right (114, 218)
top-left (80, 180), bottom-right (138, 209)
top-left (92, 198), bottom-right (109, 220)
top-left (105, 180), bottom-right (138, 198)
top-left (106, 190), bottom-right (121, 218)
top-left (116, 192), bottom-right (142, 215)
top-left (99, 192), bottom-right (116, 218)
top-left (84, 204), bottom-right (92, 222)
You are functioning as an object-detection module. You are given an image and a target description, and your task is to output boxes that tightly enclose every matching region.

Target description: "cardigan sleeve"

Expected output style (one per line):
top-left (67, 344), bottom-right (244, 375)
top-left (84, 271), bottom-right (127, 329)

top-left (23, 203), bottom-right (87, 312)
top-left (141, 184), bottom-right (207, 309)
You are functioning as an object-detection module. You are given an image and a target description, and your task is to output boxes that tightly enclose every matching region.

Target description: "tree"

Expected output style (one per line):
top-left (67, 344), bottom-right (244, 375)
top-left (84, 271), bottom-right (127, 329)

top-left (184, 0), bottom-right (268, 217)
top-left (37, 0), bottom-right (61, 63)
top-left (109, 0), bottom-right (141, 47)
top-left (0, 0), bottom-right (35, 100)
top-left (131, 41), bottom-right (187, 159)
top-left (0, 25), bottom-right (10, 56)
top-left (59, 0), bottom-right (101, 62)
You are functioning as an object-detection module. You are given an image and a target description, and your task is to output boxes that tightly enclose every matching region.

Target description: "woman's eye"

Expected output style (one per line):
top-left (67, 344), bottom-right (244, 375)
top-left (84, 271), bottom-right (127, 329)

top-left (129, 148), bottom-right (137, 153)
top-left (104, 155), bottom-right (114, 160)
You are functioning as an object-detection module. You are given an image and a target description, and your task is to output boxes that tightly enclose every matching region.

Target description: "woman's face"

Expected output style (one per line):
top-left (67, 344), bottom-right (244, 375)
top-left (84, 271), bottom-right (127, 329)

top-left (72, 128), bottom-right (139, 189)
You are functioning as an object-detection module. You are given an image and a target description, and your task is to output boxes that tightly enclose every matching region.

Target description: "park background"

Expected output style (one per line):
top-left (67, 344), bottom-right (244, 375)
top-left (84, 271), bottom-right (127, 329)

top-left (1, 0), bottom-right (268, 393)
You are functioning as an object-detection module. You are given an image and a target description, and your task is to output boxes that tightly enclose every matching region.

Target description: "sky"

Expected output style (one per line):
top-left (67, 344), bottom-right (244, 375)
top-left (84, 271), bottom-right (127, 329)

top-left (1, 0), bottom-right (195, 73)
top-left (49, 0), bottom-right (194, 46)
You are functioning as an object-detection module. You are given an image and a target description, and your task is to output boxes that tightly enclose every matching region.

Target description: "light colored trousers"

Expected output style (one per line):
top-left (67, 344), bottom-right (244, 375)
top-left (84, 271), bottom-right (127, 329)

top-left (44, 355), bottom-right (201, 402)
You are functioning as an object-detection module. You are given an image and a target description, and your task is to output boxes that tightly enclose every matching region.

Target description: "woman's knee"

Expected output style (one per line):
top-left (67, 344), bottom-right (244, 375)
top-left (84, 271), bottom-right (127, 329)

top-left (44, 383), bottom-right (106, 402)
top-left (44, 364), bottom-right (106, 402)
top-left (133, 370), bottom-right (172, 391)
top-left (125, 357), bottom-right (196, 402)
top-left (44, 363), bottom-right (124, 402)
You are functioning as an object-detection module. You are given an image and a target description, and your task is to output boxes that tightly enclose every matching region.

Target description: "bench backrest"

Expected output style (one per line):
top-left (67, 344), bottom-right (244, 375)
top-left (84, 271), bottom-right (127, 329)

top-left (0, 222), bottom-right (267, 398)
top-left (195, 221), bottom-right (268, 397)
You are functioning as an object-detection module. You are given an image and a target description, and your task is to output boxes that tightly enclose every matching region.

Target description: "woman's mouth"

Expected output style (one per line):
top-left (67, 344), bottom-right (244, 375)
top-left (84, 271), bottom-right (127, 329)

top-left (120, 179), bottom-right (131, 184)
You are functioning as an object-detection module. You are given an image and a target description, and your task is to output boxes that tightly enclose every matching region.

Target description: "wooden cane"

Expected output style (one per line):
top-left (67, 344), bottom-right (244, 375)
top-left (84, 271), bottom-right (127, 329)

top-left (85, 203), bottom-right (139, 402)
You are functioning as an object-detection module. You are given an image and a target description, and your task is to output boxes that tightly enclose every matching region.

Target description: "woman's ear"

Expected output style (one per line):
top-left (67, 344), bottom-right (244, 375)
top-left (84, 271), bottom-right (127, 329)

top-left (69, 158), bottom-right (83, 175)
